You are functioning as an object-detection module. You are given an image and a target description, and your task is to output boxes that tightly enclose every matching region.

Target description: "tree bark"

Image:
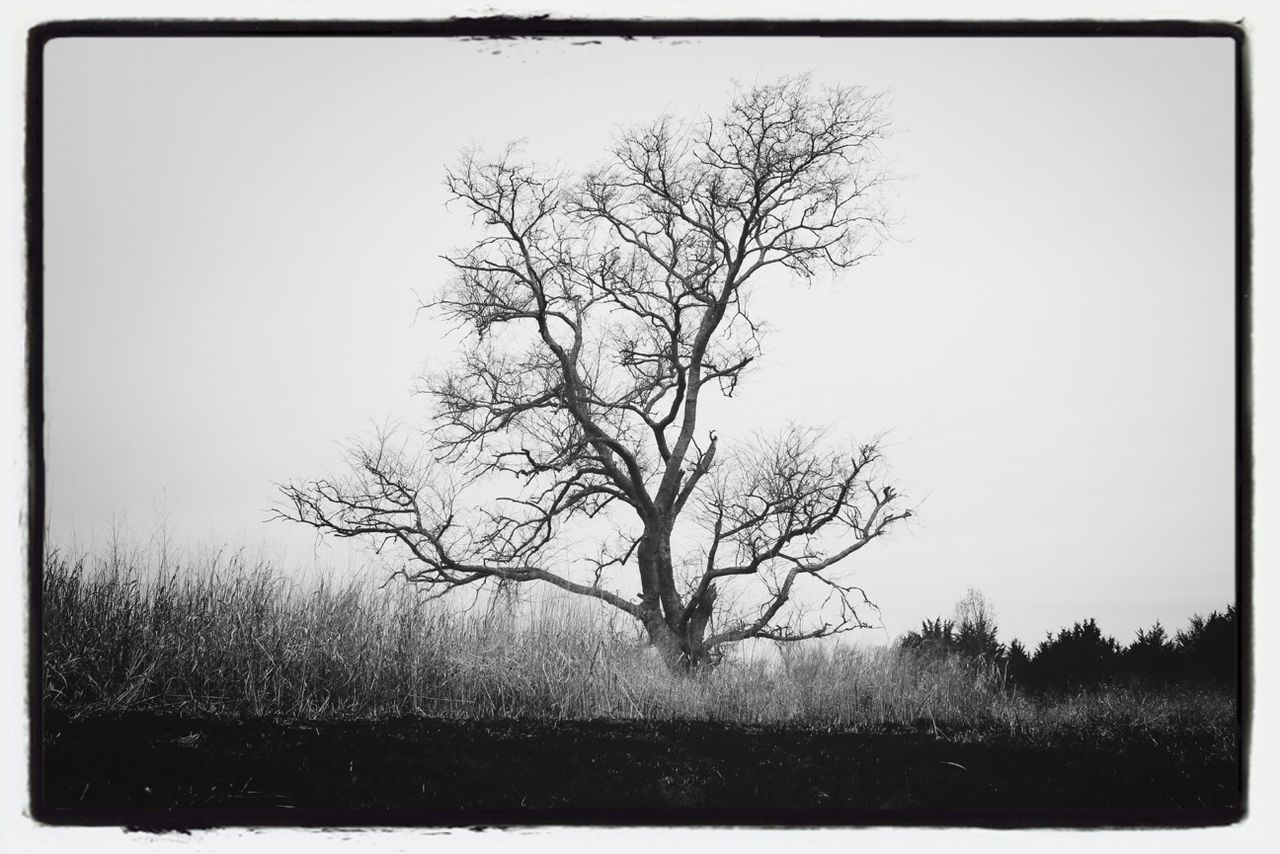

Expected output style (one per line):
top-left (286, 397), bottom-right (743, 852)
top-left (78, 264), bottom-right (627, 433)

top-left (638, 525), bottom-right (719, 674)
top-left (683, 583), bottom-right (717, 668)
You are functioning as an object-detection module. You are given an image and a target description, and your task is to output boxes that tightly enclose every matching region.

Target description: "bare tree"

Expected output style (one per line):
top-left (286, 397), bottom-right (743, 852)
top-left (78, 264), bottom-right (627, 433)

top-left (279, 75), bottom-right (912, 671)
top-left (953, 588), bottom-right (1003, 659)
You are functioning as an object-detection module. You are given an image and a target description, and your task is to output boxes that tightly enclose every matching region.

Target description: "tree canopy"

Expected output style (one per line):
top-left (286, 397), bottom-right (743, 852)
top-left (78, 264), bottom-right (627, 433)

top-left (279, 75), bottom-right (909, 670)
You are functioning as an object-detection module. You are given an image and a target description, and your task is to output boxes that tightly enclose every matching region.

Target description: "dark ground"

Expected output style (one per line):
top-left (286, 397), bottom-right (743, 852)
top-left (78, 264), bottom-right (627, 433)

top-left (38, 712), bottom-right (1242, 827)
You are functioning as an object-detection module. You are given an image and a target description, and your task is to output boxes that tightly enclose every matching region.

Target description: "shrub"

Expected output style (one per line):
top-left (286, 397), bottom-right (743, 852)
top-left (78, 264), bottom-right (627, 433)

top-left (1174, 606), bottom-right (1238, 689)
top-left (1024, 618), bottom-right (1121, 692)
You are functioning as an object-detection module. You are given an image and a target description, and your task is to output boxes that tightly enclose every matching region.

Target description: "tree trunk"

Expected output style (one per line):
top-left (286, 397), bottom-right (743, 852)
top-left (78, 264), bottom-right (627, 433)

top-left (683, 583), bottom-right (717, 668)
top-left (643, 616), bottom-right (686, 673)
top-left (639, 526), bottom-right (718, 674)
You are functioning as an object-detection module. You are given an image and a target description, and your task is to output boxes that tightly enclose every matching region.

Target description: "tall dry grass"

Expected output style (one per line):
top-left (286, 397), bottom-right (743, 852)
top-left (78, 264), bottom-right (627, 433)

top-left (41, 546), bottom-right (1235, 739)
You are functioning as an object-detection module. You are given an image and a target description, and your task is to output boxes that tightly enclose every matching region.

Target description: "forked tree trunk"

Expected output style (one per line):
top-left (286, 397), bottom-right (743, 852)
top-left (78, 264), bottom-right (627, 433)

top-left (638, 528), bottom-right (718, 674)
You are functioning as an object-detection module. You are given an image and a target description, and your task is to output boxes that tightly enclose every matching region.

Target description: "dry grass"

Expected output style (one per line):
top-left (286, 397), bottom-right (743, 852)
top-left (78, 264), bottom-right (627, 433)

top-left (42, 546), bottom-right (1235, 743)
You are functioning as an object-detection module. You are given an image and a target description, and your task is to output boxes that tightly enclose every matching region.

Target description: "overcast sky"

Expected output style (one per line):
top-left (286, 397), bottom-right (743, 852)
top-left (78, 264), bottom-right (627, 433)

top-left (41, 35), bottom-right (1236, 646)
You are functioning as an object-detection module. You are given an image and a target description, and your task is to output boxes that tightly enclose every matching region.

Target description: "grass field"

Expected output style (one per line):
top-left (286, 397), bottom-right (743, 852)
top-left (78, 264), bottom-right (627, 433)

top-left (37, 545), bottom-right (1242, 819)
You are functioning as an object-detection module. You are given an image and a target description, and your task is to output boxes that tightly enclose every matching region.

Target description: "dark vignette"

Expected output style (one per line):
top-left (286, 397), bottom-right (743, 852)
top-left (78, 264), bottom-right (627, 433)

top-left (23, 15), bottom-right (1251, 833)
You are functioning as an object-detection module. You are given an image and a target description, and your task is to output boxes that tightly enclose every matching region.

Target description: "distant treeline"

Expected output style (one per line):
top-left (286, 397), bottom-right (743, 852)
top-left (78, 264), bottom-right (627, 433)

top-left (900, 602), bottom-right (1238, 694)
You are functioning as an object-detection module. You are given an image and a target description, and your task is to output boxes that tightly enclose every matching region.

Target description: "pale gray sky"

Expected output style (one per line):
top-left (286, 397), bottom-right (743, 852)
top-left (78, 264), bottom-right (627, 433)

top-left (42, 35), bottom-right (1236, 646)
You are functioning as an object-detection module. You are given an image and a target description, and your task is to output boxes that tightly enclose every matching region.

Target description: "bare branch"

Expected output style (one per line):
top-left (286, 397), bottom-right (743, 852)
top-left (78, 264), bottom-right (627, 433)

top-left (279, 76), bottom-right (904, 671)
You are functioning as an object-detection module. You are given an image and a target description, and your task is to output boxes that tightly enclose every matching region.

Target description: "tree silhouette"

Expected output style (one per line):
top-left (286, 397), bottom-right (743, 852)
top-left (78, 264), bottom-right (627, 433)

top-left (901, 589), bottom-right (1004, 661)
top-left (1122, 621), bottom-right (1177, 686)
top-left (1027, 618), bottom-right (1121, 691)
top-left (952, 587), bottom-right (1003, 659)
top-left (1003, 605), bottom-right (1238, 694)
top-left (278, 76), bottom-right (908, 671)
top-left (901, 617), bottom-right (956, 657)
top-left (1174, 606), bottom-right (1237, 688)
top-left (1005, 638), bottom-right (1032, 686)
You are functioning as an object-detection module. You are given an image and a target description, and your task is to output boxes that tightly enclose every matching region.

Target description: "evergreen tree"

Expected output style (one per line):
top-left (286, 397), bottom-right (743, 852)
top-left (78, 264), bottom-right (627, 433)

top-left (1028, 618), bottom-right (1121, 691)
top-left (1005, 638), bottom-right (1032, 686)
top-left (1174, 606), bottom-right (1237, 688)
top-left (952, 588), bottom-right (1004, 659)
top-left (1123, 621), bottom-right (1177, 686)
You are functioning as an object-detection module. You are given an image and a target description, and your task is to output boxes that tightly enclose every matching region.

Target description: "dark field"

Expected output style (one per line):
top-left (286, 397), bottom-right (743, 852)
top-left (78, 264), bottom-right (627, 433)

top-left (39, 712), bottom-right (1241, 826)
top-left (39, 552), bottom-right (1244, 826)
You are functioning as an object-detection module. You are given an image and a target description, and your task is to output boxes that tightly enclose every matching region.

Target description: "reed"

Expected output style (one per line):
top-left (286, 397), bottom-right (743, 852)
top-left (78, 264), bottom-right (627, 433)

top-left (41, 545), bottom-right (1235, 744)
